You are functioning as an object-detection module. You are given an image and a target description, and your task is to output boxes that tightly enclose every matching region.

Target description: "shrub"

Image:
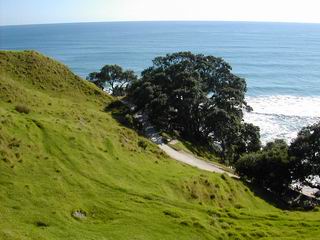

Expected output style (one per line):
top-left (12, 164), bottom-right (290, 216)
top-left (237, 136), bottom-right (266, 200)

top-left (15, 105), bottom-right (30, 114)
top-left (104, 100), bottom-right (124, 111)
top-left (289, 121), bottom-right (320, 189)
top-left (124, 113), bottom-right (134, 127)
top-left (138, 139), bottom-right (148, 150)
top-left (235, 139), bottom-right (291, 193)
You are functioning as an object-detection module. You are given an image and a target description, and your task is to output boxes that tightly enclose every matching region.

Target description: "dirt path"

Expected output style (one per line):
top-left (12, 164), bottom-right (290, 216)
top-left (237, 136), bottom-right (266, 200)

top-left (159, 144), bottom-right (238, 178)
top-left (130, 107), bottom-right (237, 177)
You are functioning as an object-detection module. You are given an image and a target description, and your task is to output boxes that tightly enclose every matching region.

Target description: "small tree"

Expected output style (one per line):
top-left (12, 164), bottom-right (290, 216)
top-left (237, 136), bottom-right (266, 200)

top-left (87, 65), bottom-right (137, 96)
top-left (235, 139), bottom-right (291, 193)
top-left (289, 122), bottom-right (320, 189)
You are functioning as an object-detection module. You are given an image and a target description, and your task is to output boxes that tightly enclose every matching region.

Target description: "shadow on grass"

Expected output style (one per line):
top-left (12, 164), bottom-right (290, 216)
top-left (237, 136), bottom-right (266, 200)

top-left (242, 181), bottom-right (290, 210)
top-left (181, 140), bottom-right (219, 160)
top-left (242, 180), bottom-right (320, 210)
top-left (104, 99), bottom-right (143, 133)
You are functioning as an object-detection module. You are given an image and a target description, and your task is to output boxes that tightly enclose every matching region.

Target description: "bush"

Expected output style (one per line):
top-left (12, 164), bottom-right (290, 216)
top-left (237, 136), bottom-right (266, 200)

top-left (235, 139), bottom-right (291, 193)
top-left (15, 105), bottom-right (30, 114)
top-left (104, 100), bottom-right (124, 111)
top-left (124, 114), bottom-right (134, 127)
top-left (138, 139), bottom-right (148, 149)
top-left (289, 121), bottom-right (320, 189)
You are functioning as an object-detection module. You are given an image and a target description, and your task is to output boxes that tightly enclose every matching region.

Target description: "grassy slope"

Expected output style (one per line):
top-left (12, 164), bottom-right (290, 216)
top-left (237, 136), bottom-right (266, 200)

top-left (0, 51), bottom-right (319, 240)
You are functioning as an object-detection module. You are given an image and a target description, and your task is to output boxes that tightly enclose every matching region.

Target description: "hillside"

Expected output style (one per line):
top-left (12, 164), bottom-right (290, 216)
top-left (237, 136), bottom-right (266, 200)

top-left (0, 50), bottom-right (319, 240)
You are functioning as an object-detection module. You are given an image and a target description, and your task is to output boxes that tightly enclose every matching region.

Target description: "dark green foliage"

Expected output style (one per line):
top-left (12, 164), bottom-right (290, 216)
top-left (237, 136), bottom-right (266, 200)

top-left (35, 221), bottom-right (49, 227)
top-left (15, 105), bottom-right (30, 114)
top-left (104, 100), bottom-right (138, 129)
top-left (128, 52), bottom-right (260, 162)
top-left (104, 100), bottom-right (125, 111)
top-left (236, 122), bottom-right (320, 204)
top-left (138, 139), bottom-right (148, 149)
top-left (235, 139), bottom-right (291, 193)
top-left (87, 64), bottom-right (137, 96)
top-left (236, 123), bottom-right (261, 156)
top-left (289, 122), bottom-right (320, 189)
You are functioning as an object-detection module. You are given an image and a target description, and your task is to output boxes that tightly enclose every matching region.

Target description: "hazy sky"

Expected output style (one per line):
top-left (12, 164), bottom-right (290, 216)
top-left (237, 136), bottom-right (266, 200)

top-left (1, 0), bottom-right (320, 26)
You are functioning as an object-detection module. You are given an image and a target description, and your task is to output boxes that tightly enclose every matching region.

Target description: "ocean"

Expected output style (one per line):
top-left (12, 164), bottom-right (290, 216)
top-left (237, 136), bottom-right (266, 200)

top-left (1, 21), bottom-right (319, 144)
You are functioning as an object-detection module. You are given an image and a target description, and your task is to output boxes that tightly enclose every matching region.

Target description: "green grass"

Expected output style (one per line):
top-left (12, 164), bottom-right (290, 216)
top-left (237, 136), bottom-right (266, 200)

top-left (0, 50), bottom-right (320, 240)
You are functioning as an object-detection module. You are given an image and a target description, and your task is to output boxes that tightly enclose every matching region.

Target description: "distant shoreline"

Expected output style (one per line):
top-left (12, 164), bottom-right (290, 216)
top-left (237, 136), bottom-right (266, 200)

top-left (2, 19), bottom-right (320, 28)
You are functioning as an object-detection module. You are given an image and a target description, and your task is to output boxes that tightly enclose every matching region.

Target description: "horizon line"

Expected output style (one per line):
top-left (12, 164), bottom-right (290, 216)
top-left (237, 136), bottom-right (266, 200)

top-left (1, 19), bottom-right (320, 27)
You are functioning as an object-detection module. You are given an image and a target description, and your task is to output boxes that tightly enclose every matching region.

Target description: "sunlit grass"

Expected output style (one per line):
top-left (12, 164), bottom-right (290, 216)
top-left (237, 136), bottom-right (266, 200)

top-left (0, 50), bottom-right (319, 240)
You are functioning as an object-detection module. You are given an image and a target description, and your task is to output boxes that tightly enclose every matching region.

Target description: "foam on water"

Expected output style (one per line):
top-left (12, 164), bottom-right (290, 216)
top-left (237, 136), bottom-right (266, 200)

top-left (244, 95), bottom-right (320, 144)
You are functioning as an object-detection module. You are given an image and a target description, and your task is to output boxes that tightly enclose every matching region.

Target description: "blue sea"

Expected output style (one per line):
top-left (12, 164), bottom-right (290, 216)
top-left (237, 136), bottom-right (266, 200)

top-left (1, 21), bottom-right (320, 144)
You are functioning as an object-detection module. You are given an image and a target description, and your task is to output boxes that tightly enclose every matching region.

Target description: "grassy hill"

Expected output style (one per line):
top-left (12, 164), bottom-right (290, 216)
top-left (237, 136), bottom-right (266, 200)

top-left (0, 50), bottom-right (319, 240)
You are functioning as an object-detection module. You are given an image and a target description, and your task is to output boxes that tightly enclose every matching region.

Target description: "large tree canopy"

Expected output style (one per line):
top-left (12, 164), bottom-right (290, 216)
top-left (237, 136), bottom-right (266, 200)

top-left (128, 52), bottom-right (260, 162)
top-left (87, 64), bottom-right (137, 96)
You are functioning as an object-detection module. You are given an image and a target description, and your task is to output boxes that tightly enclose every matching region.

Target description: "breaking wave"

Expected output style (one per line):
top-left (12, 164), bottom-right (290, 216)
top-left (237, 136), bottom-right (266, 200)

top-left (244, 95), bottom-right (320, 145)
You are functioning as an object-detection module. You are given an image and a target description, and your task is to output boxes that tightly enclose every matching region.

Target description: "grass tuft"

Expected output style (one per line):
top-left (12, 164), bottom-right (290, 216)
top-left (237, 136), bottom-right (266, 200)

top-left (14, 105), bottom-right (30, 114)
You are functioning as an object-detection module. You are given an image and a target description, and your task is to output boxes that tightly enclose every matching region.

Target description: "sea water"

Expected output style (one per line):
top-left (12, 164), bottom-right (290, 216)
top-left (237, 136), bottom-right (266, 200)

top-left (1, 21), bottom-right (319, 144)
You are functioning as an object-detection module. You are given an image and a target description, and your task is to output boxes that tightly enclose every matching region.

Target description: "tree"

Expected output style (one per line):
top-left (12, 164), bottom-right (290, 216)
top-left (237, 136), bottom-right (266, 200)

top-left (87, 65), bottom-right (137, 96)
top-left (235, 123), bottom-right (261, 158)
top-left (236, 122), bottom-right (320, 195)
top-left (128, 52), bottom-right (259, 162)
top-left (235, 139), bottom-right (291, 193)
top-left (203, 107), bottom-right (241, 162)
top-left (289, 122), bottom-right (320, 189)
